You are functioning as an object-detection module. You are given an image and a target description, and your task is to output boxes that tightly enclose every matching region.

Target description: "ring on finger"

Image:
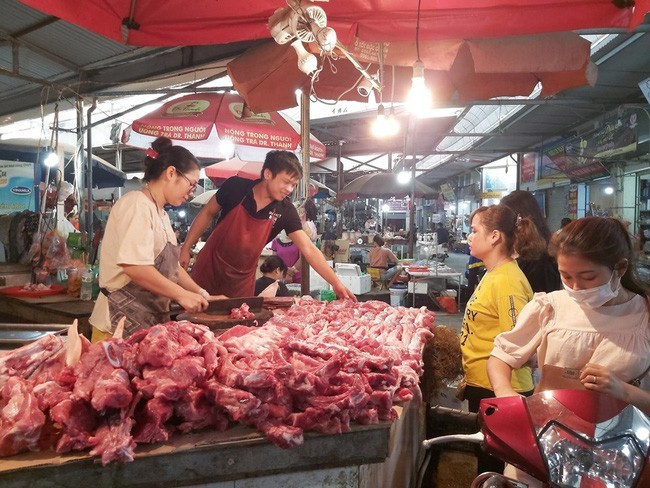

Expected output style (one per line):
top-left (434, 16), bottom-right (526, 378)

top-left (590, 375), bottom-right (596, 384)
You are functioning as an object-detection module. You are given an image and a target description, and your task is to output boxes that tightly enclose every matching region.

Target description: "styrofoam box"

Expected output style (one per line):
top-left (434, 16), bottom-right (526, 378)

top-left (336, 274), bottom-right (371, 295)
top-left (408, 281), bottom-right (428, 294)
top-left (309, 261), bottom-right (332, 291)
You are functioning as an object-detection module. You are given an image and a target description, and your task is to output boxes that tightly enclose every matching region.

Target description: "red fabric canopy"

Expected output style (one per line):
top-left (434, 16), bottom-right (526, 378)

top-left (19, 0), bottom-right (645, 46)
top-left (228, 32), bottom-right (596, 112)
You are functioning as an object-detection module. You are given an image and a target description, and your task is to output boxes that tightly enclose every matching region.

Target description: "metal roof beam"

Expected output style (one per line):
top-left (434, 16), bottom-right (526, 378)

top-left (0, 28), bottom-right (81, 73)
top-left (0, 40), bottom-right (259, 119)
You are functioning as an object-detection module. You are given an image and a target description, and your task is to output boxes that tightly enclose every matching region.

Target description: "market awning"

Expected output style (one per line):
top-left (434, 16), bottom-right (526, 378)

top-left (19, 0), bottom-right (646, 46)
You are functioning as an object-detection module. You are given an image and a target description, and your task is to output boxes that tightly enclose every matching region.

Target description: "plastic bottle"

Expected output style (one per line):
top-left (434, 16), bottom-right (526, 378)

top-left (80, 265), bottom-right (93, 301)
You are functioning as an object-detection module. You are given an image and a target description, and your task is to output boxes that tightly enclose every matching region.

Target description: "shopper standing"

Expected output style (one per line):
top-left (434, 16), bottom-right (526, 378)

top-left (500, 190), bottom-right (561, 293)
top-left (488, 216), bottom-right (650, 485)
top-left (460, 205), bottom-right (545, 474)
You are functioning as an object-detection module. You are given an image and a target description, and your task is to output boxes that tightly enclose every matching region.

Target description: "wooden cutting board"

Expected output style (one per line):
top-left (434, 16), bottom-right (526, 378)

top-left (177, 309), bottom-right (273, 331)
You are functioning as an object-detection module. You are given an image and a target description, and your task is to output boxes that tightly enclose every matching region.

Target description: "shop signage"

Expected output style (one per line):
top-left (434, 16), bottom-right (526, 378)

top-left (478, 191), bottom-right (502, 199)
top-left (383, 199), bottom-right (408, 212)
top-left (540, 139), bottom-right (568, 180)
top-left (0, 160), bottom-right (35, 215)
top-left (440, 183), bottom-right (456, 201)
top-left (535, 109), bottom-right (637, 183)
top-left (567, 184), bottom-right (578, 219)
top-left (520, 152), bottom-right (537, 183)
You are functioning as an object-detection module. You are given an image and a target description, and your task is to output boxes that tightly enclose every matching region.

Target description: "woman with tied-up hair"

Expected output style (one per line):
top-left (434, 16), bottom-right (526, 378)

top-left (500, 190), bottom-right (561, 293)
top-left (89, 137), bottom-right (219, 341)
top-left (459, 204), bottom-right (546, 475)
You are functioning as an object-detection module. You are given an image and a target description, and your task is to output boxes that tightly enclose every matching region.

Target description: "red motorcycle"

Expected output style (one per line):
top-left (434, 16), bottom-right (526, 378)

top-left (423, 389), bottom-right (650, 487)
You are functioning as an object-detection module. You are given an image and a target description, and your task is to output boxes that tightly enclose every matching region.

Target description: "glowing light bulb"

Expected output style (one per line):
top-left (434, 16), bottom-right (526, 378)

top-left (372, 105), bottom-right (400, 138)
top-left (44, 151), bottom-right (59, 167)
top-left (397, 171), bottom-right (411, 185)
top-left (407, 60), bottom-right (432, 116)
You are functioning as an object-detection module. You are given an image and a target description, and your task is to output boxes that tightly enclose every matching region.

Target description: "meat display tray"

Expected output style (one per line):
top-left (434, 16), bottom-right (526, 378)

top-left (0, 284), bottom-right (66, 298)
top-left (0, 323), bottom-right (69, 350)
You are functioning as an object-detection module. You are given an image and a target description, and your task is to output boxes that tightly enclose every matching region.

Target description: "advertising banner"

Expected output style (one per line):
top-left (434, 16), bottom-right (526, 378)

top-left (440, 183), bottom-right (456, 201)
top-left (540, 140), bottom-right (568, 180)
top-left (520, 152), bottom-right (537, 184)
top-left (0, 160), bottom-right (35, 215)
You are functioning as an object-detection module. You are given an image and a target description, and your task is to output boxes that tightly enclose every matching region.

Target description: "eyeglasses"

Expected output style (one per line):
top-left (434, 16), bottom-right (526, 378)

top-left (176, 169), bottom-right (198, 191)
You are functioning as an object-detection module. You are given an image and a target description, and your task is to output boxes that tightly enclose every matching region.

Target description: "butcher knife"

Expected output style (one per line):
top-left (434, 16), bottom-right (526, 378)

top-left (205, 296), bottom-right (264, 315)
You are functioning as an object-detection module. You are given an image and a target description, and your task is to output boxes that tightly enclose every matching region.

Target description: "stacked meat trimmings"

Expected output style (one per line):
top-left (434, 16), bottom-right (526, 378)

top-left (0, 298), bottom-right (435, 465)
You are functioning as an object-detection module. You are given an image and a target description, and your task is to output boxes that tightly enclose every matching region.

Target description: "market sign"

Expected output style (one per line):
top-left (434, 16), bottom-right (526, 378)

top-left (383, 198), bottom-right (408, 212)
top-left (520, 152), bottom-right (537, 183)
top-left (539, 108), bottom-right (637, 183)
top-left (539, 139), bottom-right (568, 180)
top-left (0, 160), bottom-right (35, 214)
top-left (478, 191), bottom-right (502, 199)
top-left (440, 183), bottom-right (456, 201)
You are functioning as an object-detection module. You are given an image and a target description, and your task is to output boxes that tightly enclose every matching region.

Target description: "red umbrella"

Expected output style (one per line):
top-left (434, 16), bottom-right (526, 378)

top-left (228, 32), bottom-right (596, 112)
top-left (19, 0), bottom-right (643, 46)
top-left (205, 157), bottom-right (261, 182)
top-left (121, 92), bottom-right (326, 161)
top-left (205, 157), bottom-right (335, 198)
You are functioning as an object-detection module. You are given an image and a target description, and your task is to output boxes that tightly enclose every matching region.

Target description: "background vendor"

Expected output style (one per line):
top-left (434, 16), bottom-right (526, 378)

top-left (180, 150), bottom-right (355, 300)
top-left (89, 137), bottom-right (215, 341)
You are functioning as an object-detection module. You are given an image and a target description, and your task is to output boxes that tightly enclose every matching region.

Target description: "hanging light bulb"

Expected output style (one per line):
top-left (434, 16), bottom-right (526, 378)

top-left (291, 40), bottom-right (318, 75)
top-left (44, 149), bottom-right (59, 167)
top-left (397, 171), bottom-right (411, 185)
top-left (407, 60), bottom-right (432, 116)
top-left (372, 104), bottom-right (400, 138)
top-left (315, 26), bottom-right (337, 53)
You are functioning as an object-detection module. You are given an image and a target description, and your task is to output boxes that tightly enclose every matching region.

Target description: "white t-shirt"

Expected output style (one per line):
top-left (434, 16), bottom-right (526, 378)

top-left (492, 290), bottom-right (650, 388)
top-left (89, 190), bottom-right (176, 332)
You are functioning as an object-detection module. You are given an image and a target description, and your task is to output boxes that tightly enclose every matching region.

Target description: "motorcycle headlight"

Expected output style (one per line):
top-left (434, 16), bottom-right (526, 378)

top-left (539, 423), bottom-right (644, 488)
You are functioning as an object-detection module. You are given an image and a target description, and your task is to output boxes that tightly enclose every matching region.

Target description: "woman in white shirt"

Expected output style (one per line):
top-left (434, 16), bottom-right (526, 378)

top-left (90, 137), bottom-right (213, 341)
top-left (487, 216), bottom-right (650, 486)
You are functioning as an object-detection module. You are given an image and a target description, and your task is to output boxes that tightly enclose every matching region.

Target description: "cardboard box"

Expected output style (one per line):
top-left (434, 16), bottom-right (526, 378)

top-left (334, 239), bottom-right (350, 264)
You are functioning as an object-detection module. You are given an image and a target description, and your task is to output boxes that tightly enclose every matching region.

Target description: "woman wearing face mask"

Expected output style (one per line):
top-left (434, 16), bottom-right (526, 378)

top-left (488, 217), bottom-right (650, 415)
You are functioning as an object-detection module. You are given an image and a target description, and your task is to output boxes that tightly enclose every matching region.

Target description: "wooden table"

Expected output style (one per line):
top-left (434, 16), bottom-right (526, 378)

top-left (0, 291), bottom-right (94, 338)
top-left (0, 401), bottom-right (424, 488)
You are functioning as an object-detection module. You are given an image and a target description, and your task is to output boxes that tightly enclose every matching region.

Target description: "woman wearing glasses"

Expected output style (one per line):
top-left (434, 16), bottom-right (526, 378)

top-left (89, 137), bottom-right (216, 341)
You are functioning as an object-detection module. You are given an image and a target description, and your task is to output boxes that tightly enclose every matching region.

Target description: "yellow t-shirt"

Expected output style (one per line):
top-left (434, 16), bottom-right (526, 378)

top-left (460, 260), bottom-right (534, 392)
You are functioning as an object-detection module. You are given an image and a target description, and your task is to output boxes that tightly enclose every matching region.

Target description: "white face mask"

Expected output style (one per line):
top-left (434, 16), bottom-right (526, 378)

top-left (563, 270), bottom-right (621, 308)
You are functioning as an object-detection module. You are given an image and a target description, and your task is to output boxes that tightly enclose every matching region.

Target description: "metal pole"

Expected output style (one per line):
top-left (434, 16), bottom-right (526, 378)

top-left (337, 141), bottom-right (344, 238)
top-left (86, 98), bottom-right (97, 263)
top-left (75, 97), bottom-right (85, 249)
top-left (300, 91), bottom-right (311, 296)
top-left (408, 120), bottom-right (418, 259)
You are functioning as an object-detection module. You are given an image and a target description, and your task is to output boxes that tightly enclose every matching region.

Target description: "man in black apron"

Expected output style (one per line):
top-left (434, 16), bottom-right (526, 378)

top-left (182, 150), bottom-right (355, 300)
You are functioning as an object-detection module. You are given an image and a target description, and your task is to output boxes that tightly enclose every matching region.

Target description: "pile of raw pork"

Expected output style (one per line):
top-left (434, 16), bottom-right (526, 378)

top-left (0, 298), bottom-right (434, 465)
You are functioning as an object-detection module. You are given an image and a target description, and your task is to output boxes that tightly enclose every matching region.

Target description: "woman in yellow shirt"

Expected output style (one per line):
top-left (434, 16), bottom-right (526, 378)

top-left (460, 204), bottom-right (545, 474)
